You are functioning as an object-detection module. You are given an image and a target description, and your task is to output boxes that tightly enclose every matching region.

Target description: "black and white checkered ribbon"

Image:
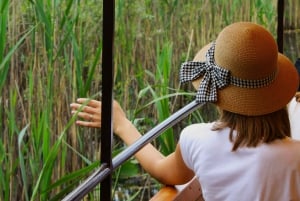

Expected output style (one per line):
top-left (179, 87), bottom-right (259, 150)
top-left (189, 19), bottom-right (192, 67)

top-left (180, 42), bottom-right (230, 102)
top-left (180, 42), bottom-right (276, 103)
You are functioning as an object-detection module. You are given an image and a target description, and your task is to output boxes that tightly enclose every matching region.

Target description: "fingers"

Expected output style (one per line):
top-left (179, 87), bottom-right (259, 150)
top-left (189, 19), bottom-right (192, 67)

top-left (75, 120), bottom-right (101, 128)
top-left (71, 99), bottom-right (101, 114)
top-left (71, 111), bottom-right (94, 121)
top-left (70, 98), bottom-right (102, 128)
top-left (77, 98), bottom-right (101, 108)
top-left (70, 103), bottom-right (96, 114)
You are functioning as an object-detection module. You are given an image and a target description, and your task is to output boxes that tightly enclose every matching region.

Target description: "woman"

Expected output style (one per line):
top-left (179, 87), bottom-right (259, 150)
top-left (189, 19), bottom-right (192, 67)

top-left (70, 22), bottom-right (300, 201)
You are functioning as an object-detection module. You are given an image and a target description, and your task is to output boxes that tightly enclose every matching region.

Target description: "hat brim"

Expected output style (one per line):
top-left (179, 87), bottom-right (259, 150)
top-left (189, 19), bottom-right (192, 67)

top-left (192, 44), bottom-right (299, 116)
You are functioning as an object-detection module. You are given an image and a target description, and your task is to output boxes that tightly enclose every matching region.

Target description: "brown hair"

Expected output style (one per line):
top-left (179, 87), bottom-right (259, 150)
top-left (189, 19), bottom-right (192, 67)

top-left (212, 107), bottom-right (291, 151)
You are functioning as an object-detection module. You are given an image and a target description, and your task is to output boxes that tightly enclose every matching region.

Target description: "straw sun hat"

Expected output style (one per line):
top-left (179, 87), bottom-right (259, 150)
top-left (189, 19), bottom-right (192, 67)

top-left (180, 22), bottom-right (299, 116)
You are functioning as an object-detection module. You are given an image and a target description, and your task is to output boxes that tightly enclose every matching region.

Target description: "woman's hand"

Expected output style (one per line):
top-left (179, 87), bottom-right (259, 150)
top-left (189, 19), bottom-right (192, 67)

top-left (70, 98), bottom-right (102, 128)
top-left (70, 98), bottom-right (130, 135)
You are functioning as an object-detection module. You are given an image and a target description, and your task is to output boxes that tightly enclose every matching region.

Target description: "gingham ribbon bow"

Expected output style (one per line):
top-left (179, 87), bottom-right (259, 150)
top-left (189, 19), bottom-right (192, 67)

top-left (180, 43), bottom-right (230, 103)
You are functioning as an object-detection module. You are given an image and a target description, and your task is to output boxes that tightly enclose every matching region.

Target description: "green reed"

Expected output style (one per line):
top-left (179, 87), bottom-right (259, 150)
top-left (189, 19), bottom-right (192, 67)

top-left (135, 42), bottom-right (177, 155)
top-left (1, 0), bottom-right (298, 200)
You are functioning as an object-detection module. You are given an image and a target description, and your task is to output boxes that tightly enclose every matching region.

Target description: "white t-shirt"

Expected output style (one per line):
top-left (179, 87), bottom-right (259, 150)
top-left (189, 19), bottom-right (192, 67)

top-left (179, 123), bottom-right (300, 201)
top-left (288, 97), bottom-right (300, 140)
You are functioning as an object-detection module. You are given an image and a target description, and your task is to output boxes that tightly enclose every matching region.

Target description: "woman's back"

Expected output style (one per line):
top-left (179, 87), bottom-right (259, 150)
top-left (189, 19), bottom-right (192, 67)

top-left (180, 123), bottom-right (300, 201)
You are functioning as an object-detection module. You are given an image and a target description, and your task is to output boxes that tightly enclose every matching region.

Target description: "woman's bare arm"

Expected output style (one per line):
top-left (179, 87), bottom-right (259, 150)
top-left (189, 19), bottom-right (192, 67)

top-left (70, 98), bottom-right (194, 185)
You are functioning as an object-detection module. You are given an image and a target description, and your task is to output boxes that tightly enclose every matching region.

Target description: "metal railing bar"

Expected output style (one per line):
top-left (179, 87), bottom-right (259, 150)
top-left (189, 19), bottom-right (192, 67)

top-left (62, 100), bottom-right (203, 201)
top-left (62, 164), bottom-right (109, 201)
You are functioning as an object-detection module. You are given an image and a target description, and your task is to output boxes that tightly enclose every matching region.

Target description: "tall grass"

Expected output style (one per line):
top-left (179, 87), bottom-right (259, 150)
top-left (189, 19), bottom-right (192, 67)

top-left (1, 0), bottom-right (299, 200)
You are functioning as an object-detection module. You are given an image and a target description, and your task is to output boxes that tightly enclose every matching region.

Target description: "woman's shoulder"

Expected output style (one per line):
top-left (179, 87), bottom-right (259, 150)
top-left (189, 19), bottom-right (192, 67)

top-left (180, 122), bottom-right (221, 143)
top-left (181, 122), bottom-right (215, 134)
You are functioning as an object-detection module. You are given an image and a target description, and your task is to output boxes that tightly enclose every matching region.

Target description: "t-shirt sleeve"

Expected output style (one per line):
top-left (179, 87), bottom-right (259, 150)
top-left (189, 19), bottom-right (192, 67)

top-left (179, 125), bottom-right (196, 170)
top-left (179, 123), bottom-right (214, 171)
